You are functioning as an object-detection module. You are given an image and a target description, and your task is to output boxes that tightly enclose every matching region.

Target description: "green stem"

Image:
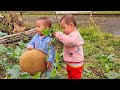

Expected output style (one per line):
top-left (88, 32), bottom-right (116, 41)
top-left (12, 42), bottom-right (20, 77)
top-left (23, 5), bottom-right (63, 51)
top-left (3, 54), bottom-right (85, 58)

top-left (55, 11), bottom-right (60, 31)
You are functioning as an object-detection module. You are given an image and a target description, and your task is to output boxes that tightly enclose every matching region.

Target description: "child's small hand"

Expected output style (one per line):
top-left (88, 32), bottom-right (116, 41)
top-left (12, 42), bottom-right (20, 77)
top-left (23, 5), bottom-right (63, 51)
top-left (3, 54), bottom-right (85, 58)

top-left (46, 61), bottom-right (51, 69)
top-left (54, 31), bottom-right (62, 38)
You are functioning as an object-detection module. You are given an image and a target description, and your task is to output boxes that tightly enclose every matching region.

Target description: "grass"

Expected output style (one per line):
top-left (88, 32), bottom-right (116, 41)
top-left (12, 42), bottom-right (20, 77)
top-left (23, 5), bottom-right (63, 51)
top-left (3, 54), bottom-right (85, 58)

top-left (22, 11), bottom-right (120, 15)
top-left (24, 11), bottom-right (120, 15)
top-left (78, 23), bottom-right (120, 79)
top-left (1, 11), bottom-right (120, 16)
top-left (93, 11), bottom-right (120, 15)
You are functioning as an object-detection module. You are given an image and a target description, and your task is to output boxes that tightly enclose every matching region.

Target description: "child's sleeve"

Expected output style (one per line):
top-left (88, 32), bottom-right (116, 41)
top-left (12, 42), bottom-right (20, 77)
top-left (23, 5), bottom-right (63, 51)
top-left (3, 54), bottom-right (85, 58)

top-left (55, 32), bottom-right (84, 47)
top-left (27, 34), bottom-right (37, 48)
top-left (47, 39), bottom-right (55, 63)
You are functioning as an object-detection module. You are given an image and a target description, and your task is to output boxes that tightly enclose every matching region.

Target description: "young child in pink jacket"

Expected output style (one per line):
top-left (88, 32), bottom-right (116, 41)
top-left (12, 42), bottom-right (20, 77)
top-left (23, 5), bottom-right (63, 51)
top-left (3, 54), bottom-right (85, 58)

top-left (54, 14), bottom-right (84, 79)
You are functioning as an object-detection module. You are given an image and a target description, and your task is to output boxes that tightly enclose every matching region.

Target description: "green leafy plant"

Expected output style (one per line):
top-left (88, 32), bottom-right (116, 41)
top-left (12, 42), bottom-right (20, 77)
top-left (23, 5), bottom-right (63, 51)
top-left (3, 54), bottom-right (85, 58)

top-left (32, 72), bottom-right (41, 79)
top-left (19, 72), bottom-right (31, 79)
top-left (6, 65), bottom-right (21, 79)
top-left (105, 71), bottom-right (120, 79)
top-left (0, 32), bottom-right (8, 37)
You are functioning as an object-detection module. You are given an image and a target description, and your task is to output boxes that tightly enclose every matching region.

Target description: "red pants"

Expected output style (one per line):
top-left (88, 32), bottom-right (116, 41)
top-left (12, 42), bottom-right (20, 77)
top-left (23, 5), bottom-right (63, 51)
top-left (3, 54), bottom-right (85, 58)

top-left (66, 64), bottom-right (83, 79)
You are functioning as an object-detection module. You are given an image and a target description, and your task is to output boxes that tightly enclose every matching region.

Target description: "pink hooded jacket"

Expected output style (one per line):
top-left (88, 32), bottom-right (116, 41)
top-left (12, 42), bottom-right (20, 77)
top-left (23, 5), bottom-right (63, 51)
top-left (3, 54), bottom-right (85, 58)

top-left (55, 29), bottom-right (84, 66)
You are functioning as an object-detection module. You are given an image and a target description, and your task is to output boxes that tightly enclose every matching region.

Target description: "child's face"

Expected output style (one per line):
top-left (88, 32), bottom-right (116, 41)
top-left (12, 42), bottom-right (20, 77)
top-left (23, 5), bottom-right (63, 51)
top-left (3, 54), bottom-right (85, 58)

top-left (60, 20), bottom-right (75, 35)
top-left (35, 20), bottom-right (46, 35)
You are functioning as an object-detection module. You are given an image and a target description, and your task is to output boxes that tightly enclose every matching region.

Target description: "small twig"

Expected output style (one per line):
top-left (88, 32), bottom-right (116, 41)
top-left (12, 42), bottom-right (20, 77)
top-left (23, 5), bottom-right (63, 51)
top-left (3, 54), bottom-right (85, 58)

top-left (55, 11), bottom-right (60, 31)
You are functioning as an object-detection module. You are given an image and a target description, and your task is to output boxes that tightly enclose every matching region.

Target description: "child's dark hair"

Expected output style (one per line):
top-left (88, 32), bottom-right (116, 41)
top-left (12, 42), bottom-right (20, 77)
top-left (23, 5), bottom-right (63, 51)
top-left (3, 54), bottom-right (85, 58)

top-left (60, 14), bottom-right (76, 27)
top-left (37, 17), bottom-right (51, 28)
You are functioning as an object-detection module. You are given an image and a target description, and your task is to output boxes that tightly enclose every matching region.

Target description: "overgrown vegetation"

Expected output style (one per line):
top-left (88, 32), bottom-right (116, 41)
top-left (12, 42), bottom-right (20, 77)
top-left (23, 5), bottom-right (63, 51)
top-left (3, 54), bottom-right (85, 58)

top-left (79, 23), bottom-right (120, 79)
top-left (0, 20), bottom-right (120, 79)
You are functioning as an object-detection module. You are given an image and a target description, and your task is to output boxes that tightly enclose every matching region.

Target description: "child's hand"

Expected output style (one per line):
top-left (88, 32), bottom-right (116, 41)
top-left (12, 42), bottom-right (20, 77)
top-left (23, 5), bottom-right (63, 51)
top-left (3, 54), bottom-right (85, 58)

top-left (54, 31), bottom-right (62, 38)
top-left (46, 61), bottom-right (51, 69)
